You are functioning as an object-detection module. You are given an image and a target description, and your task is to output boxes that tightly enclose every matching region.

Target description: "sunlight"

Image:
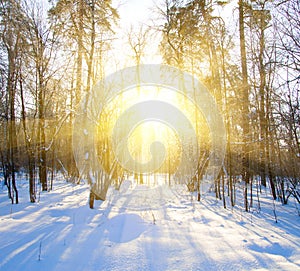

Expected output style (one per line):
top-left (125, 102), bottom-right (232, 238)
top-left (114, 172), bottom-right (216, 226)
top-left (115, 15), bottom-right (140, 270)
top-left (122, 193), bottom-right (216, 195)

top-left (96, 85), bottom-right (210, 176)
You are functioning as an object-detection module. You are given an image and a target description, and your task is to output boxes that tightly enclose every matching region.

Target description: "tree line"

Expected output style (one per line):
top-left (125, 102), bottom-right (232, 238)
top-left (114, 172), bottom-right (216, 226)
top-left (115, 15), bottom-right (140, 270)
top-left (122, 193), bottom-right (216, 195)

top-left (158, 0), bottom-right (299, 211)
top-left (0, 0), bottom-right (299, 211)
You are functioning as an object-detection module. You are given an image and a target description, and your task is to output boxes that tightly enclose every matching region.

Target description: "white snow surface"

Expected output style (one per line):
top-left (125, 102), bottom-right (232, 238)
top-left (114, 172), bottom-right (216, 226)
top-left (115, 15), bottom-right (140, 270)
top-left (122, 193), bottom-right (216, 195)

top-left (0, 176), bottom-right (300, 271)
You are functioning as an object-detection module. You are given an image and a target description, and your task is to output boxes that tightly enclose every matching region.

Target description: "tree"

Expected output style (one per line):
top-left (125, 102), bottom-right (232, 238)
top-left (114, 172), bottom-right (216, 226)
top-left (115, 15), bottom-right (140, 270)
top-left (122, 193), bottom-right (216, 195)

top-left (0, 0), bottom-right (26, 203)
top-left (49, 1), bottom-right (118, 192)
top-left (238, 0), bottom-right (251, 211)
top-left (127, 24), bottom-right (150, 184)
top-left (159, 0), bottom-right (234, 202)
top-left (23, 1), bottom-right (65, 191)
top-left (272, 0), bottom-right (300, 204)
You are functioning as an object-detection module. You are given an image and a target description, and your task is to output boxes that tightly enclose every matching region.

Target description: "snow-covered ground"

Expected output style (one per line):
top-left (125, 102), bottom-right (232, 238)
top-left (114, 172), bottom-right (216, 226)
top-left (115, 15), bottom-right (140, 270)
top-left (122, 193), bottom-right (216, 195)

top-left (0, 176), bottom-right (299, 271)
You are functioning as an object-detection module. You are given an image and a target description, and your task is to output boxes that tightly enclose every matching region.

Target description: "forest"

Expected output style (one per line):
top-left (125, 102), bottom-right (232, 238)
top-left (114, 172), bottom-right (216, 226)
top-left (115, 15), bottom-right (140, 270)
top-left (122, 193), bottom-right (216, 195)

top-left (0, 0), bottom-right (299, 211)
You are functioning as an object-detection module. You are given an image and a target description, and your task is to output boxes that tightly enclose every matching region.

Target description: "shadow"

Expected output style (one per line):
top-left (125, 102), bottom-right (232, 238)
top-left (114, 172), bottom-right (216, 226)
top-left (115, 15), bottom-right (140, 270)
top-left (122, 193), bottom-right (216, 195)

top-left (106, 213), bottom-right (147, 243)
top-left (249, 242), bottom-right (293, 257)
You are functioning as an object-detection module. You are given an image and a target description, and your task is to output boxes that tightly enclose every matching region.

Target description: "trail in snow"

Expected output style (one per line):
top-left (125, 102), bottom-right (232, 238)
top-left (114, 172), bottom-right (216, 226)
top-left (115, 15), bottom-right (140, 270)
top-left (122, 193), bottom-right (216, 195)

top-left (0, 177), bottom-right (299, 271)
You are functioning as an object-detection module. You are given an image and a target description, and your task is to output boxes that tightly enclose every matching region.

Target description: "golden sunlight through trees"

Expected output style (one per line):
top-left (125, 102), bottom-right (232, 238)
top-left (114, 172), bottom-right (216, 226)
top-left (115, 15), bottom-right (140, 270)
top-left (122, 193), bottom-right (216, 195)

top-left (96, 85), bottom-right (210, 179)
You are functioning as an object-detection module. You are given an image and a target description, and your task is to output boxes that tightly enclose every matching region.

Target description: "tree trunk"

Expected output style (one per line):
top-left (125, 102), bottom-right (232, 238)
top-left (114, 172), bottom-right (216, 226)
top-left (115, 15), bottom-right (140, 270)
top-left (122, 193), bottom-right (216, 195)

top-left (222, 173), bottom-right (226, 209)
top-left (20, 72), bottom-right (36, 202)
top-left (76, 0), bottom-right (84, 105)
top-left (38, 80), bottom-right (47, 191)
top-left (239, 0), bottom-right (251, 211)
top-left (7, 28), bottom-right (19, 204)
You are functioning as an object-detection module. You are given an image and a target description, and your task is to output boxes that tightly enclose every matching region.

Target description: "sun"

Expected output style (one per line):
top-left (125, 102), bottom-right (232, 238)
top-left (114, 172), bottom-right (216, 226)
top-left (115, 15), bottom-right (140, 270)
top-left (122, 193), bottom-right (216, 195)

top-left (95, 85), bottom-right (210, 176)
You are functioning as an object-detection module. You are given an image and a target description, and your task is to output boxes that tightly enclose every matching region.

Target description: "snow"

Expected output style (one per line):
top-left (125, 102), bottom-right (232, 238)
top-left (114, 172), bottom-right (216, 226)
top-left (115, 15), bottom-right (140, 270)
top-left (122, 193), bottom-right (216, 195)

top-left (0, 176), bottom-right (300, 271)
